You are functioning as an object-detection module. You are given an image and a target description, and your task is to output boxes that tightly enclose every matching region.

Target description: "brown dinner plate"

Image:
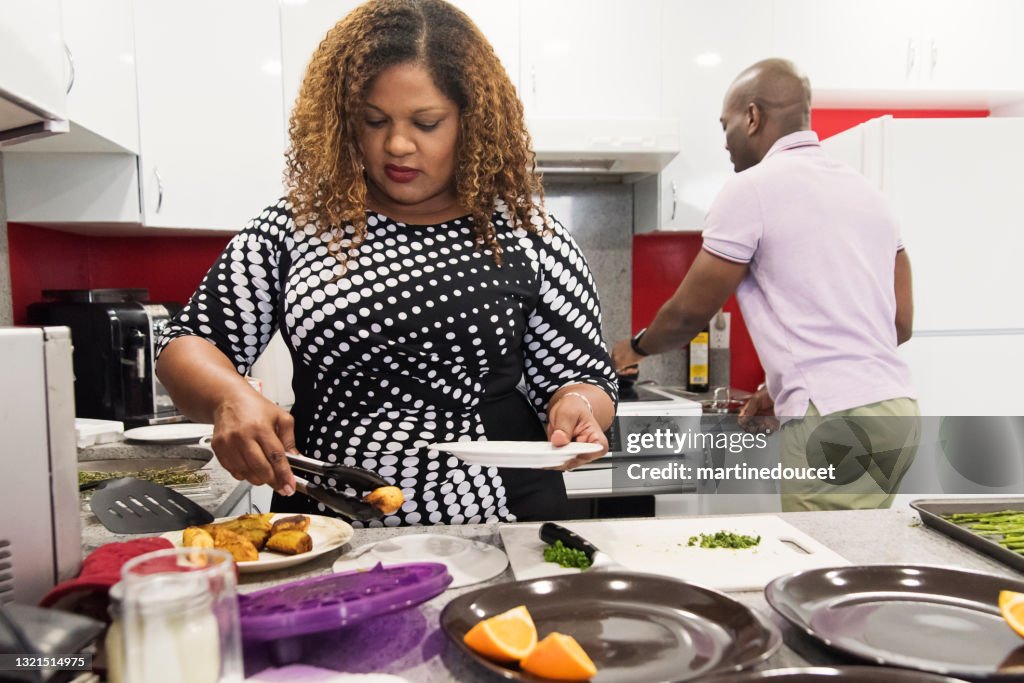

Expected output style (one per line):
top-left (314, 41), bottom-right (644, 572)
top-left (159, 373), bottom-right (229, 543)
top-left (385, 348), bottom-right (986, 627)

top-left (765, 565), bottom-right (1024, 680)
top-left (440, 571), bottom-right (781, 682)
top-left (700, 665), bottom-right (970, 682)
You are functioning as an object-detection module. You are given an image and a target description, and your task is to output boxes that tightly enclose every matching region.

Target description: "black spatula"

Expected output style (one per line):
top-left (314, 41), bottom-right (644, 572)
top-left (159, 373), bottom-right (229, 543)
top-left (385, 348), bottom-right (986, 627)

top-left (88, 477), bottom-right (215, 533)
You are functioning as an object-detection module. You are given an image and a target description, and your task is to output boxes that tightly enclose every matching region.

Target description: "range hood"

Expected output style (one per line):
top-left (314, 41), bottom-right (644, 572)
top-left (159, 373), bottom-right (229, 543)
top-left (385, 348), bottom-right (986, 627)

top-left (0, 87), bottom-right (69, 147)
top-left (528, 117), bottom-right (680, 176)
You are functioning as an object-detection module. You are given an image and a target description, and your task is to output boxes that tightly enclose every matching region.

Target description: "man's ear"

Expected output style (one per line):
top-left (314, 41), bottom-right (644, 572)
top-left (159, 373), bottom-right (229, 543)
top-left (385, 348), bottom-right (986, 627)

top-left (746, 103), bottom-right (763, 135)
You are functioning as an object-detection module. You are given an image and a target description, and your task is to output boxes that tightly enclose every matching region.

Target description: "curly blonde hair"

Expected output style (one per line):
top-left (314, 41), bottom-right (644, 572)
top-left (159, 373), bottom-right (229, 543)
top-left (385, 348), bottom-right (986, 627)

top-left (286, 0), bottom-right (545, 267)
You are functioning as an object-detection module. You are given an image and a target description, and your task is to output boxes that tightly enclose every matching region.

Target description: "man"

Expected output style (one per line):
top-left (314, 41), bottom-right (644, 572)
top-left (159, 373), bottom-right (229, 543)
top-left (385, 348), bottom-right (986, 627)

top-left (612, 58), bottom-right (919, 511)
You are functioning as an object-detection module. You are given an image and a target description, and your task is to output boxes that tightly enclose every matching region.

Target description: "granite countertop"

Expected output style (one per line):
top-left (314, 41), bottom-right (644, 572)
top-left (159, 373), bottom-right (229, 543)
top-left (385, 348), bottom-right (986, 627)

top-left (81, 489), bottom-right (1024, 682)
top-left (237, 509), bottom-right (1022, 681)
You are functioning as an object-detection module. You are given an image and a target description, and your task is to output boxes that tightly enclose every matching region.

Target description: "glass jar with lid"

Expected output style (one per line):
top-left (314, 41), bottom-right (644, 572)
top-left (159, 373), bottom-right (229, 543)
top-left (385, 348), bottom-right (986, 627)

top-left (120, 547), bottom-right (242, 683)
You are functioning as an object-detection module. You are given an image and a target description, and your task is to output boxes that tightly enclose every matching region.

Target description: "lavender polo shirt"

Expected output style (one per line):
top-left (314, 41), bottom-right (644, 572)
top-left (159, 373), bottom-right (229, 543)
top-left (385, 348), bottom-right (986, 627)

top-left (702, 130), bottom-right (915, 417)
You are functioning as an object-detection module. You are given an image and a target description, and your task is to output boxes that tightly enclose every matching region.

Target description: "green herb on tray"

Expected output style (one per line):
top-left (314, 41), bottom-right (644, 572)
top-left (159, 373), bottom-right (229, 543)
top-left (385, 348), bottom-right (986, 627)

top-left (687, 531), bottom-right (761, 549)
top-left (543, 540), bottom-right (592, 569)
top-left (78, 466), bottom-right (209, 488)
top-left (942, 510), bottom-right (1024, 556)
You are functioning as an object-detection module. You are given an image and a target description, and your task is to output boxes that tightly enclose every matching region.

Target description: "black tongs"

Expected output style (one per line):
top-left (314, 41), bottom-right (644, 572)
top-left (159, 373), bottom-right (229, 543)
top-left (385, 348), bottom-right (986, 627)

top-left (286, 452), bottom-right (391, 522)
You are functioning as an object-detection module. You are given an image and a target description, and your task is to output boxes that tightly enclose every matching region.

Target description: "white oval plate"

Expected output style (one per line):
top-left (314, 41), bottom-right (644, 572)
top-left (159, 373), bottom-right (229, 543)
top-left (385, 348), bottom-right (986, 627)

top-left (333, 533), bottom-right (508, 588)
top-left (429, 440), bottom-right (602, 468)
top-left (124, 423), bottom-right (214, 444)
top-left (162, 513), bottom-right (354, 574)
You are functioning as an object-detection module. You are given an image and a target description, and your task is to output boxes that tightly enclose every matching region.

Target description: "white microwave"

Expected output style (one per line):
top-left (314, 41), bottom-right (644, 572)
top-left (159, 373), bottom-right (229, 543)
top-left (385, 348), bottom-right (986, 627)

top-left (0, 327), bottom-right (82, 604)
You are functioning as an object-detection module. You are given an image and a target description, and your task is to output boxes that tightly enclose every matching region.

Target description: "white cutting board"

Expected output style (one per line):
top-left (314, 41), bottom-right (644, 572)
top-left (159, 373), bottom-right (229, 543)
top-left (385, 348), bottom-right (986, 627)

top-left (499, 515), bottom-right (849, 592)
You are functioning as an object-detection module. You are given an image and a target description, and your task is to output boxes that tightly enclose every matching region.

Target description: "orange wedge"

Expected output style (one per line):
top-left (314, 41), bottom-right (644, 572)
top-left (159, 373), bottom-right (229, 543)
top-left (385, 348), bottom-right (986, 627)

top-left (520, 632), bottom-right (598, 681)
top-left (463, 605), bottom-right (538, 663)
top-left (1000, 590), bottom-right (1024, 638)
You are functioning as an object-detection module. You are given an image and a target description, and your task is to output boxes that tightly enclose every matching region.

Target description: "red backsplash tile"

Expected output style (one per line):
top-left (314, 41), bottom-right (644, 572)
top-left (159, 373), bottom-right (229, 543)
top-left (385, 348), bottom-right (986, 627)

top-left (7, 223), bottom-right (231, 324)
top-left (632, 232), bottom-right (764, 393)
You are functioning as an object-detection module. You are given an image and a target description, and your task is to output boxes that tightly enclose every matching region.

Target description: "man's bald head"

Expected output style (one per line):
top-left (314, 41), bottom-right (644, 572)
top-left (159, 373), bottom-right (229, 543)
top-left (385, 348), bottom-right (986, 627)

top-left (719, 59), bottom-right (812, 172)
top-left (726, 58), bottom-right (811, 134)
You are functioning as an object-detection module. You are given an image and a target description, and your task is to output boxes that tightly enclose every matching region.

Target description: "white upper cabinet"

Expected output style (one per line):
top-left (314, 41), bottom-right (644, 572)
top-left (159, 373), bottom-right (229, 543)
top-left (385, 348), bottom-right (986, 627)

top-left (772, 0), bottom-right (919, 95)
top-left (13, 0), bottom-right (140, 153)
top-left (923, 0), bottom-right (1024, 93)
top-left (519, 0), bottom-right (663, 119)
top-left (642, 0), bottom-right (775, 231)
top-left (133, 0), bottom-right (285, 230)
top-left (57, 0), bottom-right (139, 152)
top-left (4, 0), bottom-right (286, 231)
top-left (773, 0), bottom-right (1024, 103)
top-left (0, 0), bottom-right (69, 145)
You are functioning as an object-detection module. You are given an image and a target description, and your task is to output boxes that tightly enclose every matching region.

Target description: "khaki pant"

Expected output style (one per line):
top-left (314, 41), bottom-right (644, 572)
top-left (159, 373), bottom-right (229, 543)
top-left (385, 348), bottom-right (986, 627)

top-left (780, 398), bottom-right (921, 512)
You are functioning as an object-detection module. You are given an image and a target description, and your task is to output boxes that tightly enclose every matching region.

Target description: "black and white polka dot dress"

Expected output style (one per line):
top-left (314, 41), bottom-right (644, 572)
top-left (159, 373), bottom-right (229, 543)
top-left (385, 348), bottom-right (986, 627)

top-left (158, 198), bottom-right (617, 526)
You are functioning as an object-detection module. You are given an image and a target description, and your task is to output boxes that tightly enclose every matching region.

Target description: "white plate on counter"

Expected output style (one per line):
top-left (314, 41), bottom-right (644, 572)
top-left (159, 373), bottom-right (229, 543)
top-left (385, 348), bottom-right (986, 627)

top-left (124, 423), bottom-right (214, 444)
top-left (162, 513), bottom-right (353, 573)
top-left (332, 533), bottom-right (508, 588)
top-left (430, 440), bottom-right (602, 468)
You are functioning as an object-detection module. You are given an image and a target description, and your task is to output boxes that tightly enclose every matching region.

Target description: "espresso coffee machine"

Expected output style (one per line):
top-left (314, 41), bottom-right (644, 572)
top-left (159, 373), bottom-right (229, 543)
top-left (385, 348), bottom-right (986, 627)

top-left (27, 289), bottom-right (183, 426)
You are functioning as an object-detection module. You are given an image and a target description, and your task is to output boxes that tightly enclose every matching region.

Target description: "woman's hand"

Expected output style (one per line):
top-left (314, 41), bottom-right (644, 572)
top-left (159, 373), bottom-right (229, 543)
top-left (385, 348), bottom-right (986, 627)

top-left (156, 337), bottom-right (297, 495)
top-left (209, 389), bottom-right (298, 495)
top-left (546, 392), bottom-right (609, 471)
top-left (738, 385), bottom-right (780, 436)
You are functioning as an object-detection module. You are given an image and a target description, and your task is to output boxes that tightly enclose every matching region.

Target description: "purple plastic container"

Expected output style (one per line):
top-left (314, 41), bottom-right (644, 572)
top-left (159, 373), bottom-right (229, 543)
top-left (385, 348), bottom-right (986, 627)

top-left (238, 562), bottom-right (451, 643)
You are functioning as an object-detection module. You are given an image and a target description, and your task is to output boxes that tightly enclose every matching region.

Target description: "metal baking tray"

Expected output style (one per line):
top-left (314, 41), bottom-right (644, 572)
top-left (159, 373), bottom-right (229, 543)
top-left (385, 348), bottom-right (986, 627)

top-left (910, 497), bottom-right (1024, 573)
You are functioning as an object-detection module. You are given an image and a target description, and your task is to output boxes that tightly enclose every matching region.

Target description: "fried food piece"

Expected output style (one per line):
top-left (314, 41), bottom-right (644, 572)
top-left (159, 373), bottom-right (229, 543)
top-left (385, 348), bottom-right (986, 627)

top-left (205, 526), bottom-right (259, 563)
top-left (182, 526), bottom-right (214, 549)
top-left (215, 514), bottom-right (273, 550)
top-left (182, 526), bottom-right (216, 565)
top-left (265, 530), bottom-right (313, 555)
top-left (364, 486), bottom-right (404, 515)
top-left (270, 514), bottom-right (310, 535)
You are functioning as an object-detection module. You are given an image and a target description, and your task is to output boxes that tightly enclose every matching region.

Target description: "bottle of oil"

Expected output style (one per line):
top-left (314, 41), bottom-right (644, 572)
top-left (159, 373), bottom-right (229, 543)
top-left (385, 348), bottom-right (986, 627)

top-left (687, 326), bottom-right (710, 393)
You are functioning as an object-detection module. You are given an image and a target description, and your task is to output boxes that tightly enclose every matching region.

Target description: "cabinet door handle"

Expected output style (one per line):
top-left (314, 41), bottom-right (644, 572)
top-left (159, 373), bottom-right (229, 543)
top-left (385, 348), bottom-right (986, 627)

top-left (153, 167), bottom-right (164, 214)
top-left (64, 43), bottom-right (76, 94)
top-left (905, 38), bottom-right (916, 79)
top-left (930, 39), bottom-right (938, 78)
top-left (670, 181), bottom-right (678, 222)
top-left (531, 65), bottom-right (537, 95)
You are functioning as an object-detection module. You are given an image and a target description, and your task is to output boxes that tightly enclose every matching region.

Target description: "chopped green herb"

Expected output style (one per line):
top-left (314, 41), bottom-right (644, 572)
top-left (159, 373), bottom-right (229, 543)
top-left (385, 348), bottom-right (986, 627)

top-left (543, 540), bottom-right (592, 569)
top-left (687, 531), bottom-right (761, 549)
top-left (78, 466), bottom-right (209, 487)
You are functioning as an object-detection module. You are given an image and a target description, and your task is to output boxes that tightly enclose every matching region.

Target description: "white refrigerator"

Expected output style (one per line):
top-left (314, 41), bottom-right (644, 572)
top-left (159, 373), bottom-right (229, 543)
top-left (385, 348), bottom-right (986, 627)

top-left (823, 116), bottom-right (1024, 416)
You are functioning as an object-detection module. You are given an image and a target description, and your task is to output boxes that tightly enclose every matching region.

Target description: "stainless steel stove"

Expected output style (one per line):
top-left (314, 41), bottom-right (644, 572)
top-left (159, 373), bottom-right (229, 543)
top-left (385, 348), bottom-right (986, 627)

top-left (562, 385), bottom-right (702, 503)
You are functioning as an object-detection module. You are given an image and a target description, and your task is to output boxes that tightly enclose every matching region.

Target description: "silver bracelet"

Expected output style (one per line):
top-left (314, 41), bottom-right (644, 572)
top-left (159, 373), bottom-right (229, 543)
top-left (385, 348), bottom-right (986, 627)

top-left (562, 391), bottom-right (593, 415)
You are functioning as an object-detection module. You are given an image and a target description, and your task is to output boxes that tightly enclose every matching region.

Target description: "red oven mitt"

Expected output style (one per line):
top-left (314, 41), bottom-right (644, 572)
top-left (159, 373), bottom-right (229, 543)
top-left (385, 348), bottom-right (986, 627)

top-left (39, 537), bottom-right (173, 619)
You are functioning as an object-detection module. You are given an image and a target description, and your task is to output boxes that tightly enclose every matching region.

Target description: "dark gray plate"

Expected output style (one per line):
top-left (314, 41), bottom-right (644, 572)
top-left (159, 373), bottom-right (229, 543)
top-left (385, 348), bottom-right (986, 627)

top-left (766, 565), bottom-right (1024, 680)
top-left (700, 665), bottom-right (970, 682)
top-left (911, 498), bottom-right (1024, 573)
top-left (440, 571), bottom-right (780, 682)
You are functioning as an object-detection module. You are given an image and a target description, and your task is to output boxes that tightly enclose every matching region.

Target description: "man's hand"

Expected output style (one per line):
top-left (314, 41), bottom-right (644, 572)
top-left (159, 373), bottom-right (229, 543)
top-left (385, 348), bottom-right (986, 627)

top-left (546, 393), bottom-right (609, 471)
top-left (738, 386), bottom-right (779, 435)
top-left (611, 339), bottom-right (643, 375)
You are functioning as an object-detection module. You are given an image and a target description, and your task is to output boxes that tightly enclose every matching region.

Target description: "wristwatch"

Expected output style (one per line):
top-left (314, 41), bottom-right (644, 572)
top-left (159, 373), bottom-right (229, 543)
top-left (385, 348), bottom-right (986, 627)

top-left (630, 327), bottom-right (650, 357)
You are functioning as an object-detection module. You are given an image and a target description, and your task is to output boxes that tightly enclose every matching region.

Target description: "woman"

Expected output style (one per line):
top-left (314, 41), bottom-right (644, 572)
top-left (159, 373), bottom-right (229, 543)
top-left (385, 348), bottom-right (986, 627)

top-left (156, 0), bottom-right (617, 526)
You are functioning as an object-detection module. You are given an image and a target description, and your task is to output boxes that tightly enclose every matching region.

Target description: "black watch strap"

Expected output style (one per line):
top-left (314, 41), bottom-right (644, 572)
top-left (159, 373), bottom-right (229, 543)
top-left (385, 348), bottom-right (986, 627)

top-left (630, 327), bottom-right (650, 357)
